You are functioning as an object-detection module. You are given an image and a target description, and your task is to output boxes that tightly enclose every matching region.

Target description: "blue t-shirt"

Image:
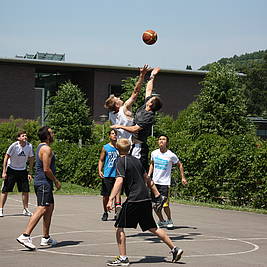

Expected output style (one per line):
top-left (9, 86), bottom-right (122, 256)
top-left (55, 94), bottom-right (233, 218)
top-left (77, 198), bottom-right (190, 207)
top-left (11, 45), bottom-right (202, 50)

top-left (103, 143), bottom-right (118, 178)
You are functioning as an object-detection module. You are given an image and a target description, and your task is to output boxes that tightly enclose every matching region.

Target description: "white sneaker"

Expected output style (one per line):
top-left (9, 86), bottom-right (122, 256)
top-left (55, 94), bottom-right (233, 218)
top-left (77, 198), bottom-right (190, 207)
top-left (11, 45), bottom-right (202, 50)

top-left (157, 220), bottom-right (167, 228)
top-left (0, 209), bottom-right (3, 217)
top-left (40, 236), bottom-right (57, 246)
top-left (23, 209), bottom-right (32, 216)
top-left (166, 219), bottom-right (174, 229)
top-left (16, 234), bottom-right (36, 250)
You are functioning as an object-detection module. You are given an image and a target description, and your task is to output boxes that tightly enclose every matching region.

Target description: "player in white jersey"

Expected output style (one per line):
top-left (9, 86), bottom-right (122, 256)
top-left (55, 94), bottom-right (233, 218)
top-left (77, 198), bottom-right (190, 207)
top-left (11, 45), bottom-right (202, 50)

top-left (104, 64), bottom-right (150, 140)
top-left (0, 131), bottom-right (34, 217)
top-left (148, 135), bottom-right (187, 229)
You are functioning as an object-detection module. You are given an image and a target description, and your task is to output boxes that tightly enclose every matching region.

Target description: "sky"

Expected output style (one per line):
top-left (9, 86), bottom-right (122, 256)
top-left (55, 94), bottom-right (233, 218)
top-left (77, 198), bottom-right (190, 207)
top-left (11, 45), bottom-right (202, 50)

top-left (1, 0), bottom-right (266, 70)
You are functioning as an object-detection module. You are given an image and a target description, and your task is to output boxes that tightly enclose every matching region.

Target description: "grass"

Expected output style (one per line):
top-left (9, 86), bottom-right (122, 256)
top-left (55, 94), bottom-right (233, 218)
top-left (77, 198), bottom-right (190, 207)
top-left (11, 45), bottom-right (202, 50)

top-left (9, 182), bottom-right (267, 214)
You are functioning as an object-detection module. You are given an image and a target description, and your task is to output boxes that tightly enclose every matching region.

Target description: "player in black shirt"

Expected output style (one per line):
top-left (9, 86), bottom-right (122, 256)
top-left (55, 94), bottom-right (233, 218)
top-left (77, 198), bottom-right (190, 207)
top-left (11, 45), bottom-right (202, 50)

top-left (111, 67), bottom-right (162, 171)
top-left (106, 138), bottom-right (183, 266)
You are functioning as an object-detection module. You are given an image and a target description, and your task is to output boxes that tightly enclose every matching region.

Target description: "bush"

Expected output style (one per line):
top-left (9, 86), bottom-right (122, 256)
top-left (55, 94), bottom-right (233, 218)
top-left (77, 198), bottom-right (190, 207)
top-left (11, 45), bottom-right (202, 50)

top-left (52, 141), bottom-right (103, 188)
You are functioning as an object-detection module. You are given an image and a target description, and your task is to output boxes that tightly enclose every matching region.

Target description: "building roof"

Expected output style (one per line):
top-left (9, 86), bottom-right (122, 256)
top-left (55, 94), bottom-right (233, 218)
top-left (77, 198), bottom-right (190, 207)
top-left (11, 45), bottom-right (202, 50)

top-left (0, 56), bottom-right (208, 76)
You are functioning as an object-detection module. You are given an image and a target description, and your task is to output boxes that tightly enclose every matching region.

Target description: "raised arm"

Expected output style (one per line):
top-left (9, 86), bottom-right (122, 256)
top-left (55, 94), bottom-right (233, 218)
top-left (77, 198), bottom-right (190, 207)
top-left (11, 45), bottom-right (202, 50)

top-left (124, 64), bottom-right (150, 110)
top-left (145, 67), bottom-right (160, 98)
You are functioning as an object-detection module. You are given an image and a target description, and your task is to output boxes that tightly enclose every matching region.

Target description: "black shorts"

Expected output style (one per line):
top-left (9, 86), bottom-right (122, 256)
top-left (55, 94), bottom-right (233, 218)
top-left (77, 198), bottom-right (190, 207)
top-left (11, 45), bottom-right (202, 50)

top-left (34, 184), bottom-right (54, 206)
top-left (154, 184), bottom-right (170, 208)
top-left (1, 167), bottom-right (29, 193)
top-left (115, 200), bottom-right (157, 231)
top-left (101, 177), bottom-right (116, 196)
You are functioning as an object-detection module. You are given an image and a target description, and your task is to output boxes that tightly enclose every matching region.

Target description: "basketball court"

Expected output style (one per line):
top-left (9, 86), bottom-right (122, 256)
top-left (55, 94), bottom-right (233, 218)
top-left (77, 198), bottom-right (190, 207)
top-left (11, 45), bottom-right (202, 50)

top-left (0, 194), bottom-right (266, 266)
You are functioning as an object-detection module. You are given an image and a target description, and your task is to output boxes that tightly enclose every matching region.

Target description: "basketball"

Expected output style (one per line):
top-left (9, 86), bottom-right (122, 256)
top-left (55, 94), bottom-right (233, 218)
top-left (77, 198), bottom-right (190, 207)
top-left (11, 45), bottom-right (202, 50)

top-left (142, 30), bottom-right (157, 45)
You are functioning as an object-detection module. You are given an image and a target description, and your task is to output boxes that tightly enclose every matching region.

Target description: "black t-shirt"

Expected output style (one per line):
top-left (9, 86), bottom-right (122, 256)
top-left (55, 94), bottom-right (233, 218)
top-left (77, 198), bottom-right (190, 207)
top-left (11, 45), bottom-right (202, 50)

top-left (133, 96), bottom-right (155, 143)
top-left (116, 155), bottom-right (150, 202)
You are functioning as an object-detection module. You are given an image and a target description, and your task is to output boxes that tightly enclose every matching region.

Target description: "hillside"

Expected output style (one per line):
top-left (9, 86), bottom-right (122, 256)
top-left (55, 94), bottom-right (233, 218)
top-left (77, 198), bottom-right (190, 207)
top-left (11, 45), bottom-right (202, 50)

top-left (199, 50), bottom-right (267, 72)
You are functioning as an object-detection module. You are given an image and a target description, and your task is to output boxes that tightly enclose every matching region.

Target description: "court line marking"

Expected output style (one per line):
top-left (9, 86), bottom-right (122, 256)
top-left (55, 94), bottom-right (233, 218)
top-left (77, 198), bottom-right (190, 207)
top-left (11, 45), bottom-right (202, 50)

top-left (9, 230), bottom-right (261, 259)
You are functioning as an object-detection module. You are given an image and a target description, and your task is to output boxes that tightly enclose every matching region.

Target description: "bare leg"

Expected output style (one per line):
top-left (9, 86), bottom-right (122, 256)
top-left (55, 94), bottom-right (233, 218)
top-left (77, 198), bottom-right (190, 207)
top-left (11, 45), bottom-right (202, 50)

top-left (22, 192), bottom-right (29, 209)
top-left (155, 208), bottom-right (165, 222)
top-left (24, 206), bottom-right (47, 235)
top-left (0, 192), bottom-right (8, 209)
top-left (103, 196), bottom-right (109, 212)
top-left (43, 204), bottom-right (54, 237)
top-left (163, 206), bottom-right (171, 220)
top-left (116, 227), bottom-right (126, 256)
top-left (149, 227), bottom-right (175, 250)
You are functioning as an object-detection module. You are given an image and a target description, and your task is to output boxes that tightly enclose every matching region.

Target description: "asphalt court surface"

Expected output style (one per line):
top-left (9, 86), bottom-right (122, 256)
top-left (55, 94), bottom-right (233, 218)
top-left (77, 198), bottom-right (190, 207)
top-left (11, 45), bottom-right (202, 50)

top-left (0, 194), bottom-right (266, 267)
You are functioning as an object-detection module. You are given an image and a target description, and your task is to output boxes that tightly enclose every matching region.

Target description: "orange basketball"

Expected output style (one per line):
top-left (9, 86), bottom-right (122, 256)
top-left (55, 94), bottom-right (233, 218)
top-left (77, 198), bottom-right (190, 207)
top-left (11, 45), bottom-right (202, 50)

top-left (142, 30), bottom-right (158, 45)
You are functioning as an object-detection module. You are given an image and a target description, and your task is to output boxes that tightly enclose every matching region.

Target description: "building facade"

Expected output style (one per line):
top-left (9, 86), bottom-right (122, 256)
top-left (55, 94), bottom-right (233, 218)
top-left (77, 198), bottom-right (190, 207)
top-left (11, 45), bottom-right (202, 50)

top-left (0, 57), bottom-right (206, 122)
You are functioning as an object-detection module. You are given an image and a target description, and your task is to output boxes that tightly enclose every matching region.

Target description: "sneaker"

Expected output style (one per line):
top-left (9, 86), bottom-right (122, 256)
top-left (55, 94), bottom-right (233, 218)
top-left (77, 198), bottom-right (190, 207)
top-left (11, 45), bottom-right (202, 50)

top-left (107, 256), bottom-right (130, 266)
top-left (166, 219), bottom-right (174, 229)
top-left (23, 208), bottom-right (32, 216)
top-left (157, 220), bottom-right (167, 228)
top-left (0, 209), bottom-right (3, 217)
top-left (40, 236), bottom-right (58, 246)
top-left (16, 234), bottom-right (36, 250)
top-left (171, 247), bottom-right (183, 262)
top-left (102, 212), bottom-right (108, 221)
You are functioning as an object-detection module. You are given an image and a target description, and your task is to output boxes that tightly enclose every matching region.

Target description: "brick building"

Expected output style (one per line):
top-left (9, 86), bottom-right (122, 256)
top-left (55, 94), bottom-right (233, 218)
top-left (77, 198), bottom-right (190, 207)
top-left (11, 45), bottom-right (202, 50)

top-left (0, 57), bottom-right (207, 122)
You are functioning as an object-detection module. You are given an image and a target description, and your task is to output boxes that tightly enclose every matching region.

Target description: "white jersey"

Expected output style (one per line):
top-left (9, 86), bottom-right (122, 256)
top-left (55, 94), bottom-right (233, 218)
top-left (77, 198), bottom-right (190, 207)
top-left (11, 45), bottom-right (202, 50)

top-left (109, 106), bottom-right (133, 140)
top-left (6, 141), bottom-right (34, 170)
top-left (151, 149), bottom-right (179, 186)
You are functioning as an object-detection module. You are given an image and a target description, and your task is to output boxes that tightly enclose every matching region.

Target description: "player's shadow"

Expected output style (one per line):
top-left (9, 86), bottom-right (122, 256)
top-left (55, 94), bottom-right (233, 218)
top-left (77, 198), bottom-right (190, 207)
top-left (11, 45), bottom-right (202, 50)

top-left (127, 231), bottom-right (202, 242)
top-left (168, 225), bottom-right (198, 230)
top-left (4, 213), bottom-right (25, 217)
top-left (38, 240), bottom-right (83, 249)
top-left (130, 256), bottom-right (186, 265)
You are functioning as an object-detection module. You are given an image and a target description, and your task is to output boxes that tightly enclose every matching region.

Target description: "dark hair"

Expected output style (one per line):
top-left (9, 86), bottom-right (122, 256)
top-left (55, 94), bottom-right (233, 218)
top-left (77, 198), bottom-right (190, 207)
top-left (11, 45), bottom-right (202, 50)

top-left (17, 130), bottom-right (26, 138)
top-left (108, 129), bottom-right (117, 136)
top-left (38, 126), bottom-right (51, 142)
top-left (158, 134), bottom-right (169, 143)
top-left (151, 96), bottom-right (162, 112)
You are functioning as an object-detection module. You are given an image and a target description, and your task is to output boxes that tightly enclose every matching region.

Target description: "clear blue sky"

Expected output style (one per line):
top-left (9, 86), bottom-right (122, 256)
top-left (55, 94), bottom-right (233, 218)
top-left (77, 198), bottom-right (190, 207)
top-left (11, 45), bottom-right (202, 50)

top-left (1, 0), bottom-right (266, 70)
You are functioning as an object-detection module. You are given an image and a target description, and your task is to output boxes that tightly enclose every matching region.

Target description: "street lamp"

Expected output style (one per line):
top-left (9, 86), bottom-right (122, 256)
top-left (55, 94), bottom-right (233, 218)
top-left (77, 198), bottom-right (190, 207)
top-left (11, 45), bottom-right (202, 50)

top-left (99, 114), bottom-right (108, 141)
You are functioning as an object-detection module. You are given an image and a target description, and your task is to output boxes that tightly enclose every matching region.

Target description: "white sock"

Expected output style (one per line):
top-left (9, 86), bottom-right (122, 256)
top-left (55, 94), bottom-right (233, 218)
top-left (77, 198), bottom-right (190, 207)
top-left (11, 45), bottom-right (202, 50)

top-left (120, 256), bottom-right (127, 260)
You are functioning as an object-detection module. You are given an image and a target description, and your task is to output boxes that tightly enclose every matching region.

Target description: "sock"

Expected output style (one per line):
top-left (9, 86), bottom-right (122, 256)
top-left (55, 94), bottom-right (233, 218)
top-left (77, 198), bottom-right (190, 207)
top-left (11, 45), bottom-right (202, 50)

top-left (43, 235), bottom-right (50, 239)
top-left (0, 208), bottom-right (3, 211)
top-left (23, 233), bottom-right (30, 237)
top-left (115, 202), bottom-right (121, 207)
top-left (120, 256), bottom-right (127, 260)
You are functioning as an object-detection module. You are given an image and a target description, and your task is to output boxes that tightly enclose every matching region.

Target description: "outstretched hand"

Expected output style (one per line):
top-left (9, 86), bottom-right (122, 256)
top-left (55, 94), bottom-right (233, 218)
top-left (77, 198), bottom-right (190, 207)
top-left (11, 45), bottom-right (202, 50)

top-left (139, 64), bottom-right (150, 76)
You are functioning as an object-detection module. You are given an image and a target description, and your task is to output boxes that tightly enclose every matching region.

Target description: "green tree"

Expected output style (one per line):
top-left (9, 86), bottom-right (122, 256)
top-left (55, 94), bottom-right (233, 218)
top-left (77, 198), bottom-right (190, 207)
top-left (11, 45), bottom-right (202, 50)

top-left (244, 53), bottom-right (267, 116)
top-left (47, 81), bottom-right (92, 143)
top-left (187, 63), bottom-right (254, 137)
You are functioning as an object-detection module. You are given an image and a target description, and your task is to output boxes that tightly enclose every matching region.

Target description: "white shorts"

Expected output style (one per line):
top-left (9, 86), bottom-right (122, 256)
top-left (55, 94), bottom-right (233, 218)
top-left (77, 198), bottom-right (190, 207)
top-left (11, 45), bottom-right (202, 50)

top-left (130, 143), bottom-right (141, 159)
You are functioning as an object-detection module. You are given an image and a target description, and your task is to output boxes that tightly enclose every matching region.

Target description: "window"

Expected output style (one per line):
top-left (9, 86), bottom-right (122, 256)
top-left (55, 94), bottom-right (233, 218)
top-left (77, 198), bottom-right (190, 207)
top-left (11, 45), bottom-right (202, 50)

top-left (108, 84), bottom-right (123, 97)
